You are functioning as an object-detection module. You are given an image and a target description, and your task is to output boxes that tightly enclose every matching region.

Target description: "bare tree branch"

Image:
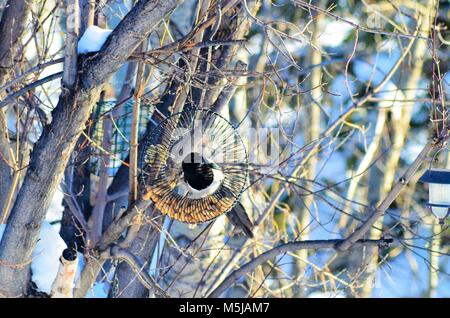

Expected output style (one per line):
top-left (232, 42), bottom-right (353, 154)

top-left (208, 238), bottom-right (393, 297)
top-left (335, 135), bottom-right (447, 252)
top-left (110, 245), bottom-right (170, 298)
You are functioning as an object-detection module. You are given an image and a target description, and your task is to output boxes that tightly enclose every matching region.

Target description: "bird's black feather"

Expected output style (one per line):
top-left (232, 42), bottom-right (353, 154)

top-left (182, 152), bottom-right (215, 190)
top-left (227, 202), bottom-right (254, 238)
top-left (221, 187), bottom-right (254, 238)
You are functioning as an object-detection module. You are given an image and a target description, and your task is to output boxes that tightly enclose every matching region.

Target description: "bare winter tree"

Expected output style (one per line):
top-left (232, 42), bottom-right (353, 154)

top-left (0, 0), bottom-right (448, 298)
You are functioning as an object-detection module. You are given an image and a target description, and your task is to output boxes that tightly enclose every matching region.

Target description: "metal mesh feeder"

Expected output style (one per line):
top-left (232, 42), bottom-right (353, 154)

top-left (139, 109), bottom-right (248, 223)
top-left (91, 99), bottom-right (152, 176)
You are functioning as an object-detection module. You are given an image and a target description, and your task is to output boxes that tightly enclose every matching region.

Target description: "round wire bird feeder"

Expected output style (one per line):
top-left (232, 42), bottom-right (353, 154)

top-left (139, 109), bottom-right (248, 223)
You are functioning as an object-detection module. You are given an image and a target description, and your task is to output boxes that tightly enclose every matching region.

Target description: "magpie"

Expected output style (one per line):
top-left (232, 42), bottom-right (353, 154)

top-left (179, 152), bottom-right (254, 238)
top-left (179, 152), bottom-right (224, 199)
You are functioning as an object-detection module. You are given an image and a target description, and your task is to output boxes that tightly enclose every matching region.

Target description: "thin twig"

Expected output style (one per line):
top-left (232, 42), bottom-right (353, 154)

top-left (109, 245), bottom-right (170, 298)
top-left (208, 238), bottom-right (393, 297)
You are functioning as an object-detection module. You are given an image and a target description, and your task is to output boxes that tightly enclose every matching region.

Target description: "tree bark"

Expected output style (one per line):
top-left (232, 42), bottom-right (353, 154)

top-left (0, 0), bottom-right (183, 297)
top-left (50, 248), bottom-right (79, 298)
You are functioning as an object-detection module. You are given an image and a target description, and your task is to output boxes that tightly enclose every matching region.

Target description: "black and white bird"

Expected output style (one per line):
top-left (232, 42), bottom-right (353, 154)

top-left (177, 152), bottom-right (224, 199)
top-left (178, 152), bottom-right (254, 238)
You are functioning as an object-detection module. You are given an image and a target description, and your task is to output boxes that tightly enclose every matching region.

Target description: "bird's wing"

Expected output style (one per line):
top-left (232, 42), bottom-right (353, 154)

top-left (226, 201), bottom-right (254, 238)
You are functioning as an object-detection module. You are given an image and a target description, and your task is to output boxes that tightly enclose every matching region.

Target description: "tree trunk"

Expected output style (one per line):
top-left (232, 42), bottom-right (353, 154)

top-left (0, 0), bottom-right (183, 297)
top-left (294, 6), bottom-right (323, 297)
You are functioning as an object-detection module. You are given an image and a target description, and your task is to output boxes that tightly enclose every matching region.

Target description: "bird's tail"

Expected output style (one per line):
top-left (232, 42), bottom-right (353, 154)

top-left (227, 201), bottom-right (254, 238)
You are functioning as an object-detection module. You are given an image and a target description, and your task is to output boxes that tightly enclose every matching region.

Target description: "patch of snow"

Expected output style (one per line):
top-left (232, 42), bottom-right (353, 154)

top-left (318, 19), bottom-right (354, 48)
top-left (171, 0), bottom-right (196, 35)
top-left (74, 252), bottom-right (85, 284)
top-left (246, 33), bottom-right (264, 56)
top-left (78, 25), bottom-right (112, 54)
top-left (86, 282), bottom-right (109, 298)
top-left (149, 217), bottom-right (170, 276)
top-left (31, 221), bottom-right (67, 294)
top-left (0, 221), bottom-right (66, 295)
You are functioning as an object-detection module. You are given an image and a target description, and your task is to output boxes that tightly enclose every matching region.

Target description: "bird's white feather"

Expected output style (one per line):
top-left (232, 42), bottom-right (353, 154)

top-left (175, 168), bottom-right (224, 199)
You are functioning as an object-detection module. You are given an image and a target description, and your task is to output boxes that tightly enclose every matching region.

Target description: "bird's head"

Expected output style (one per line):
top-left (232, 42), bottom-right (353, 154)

top-left (181, 152), bottom-right (221, 173)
